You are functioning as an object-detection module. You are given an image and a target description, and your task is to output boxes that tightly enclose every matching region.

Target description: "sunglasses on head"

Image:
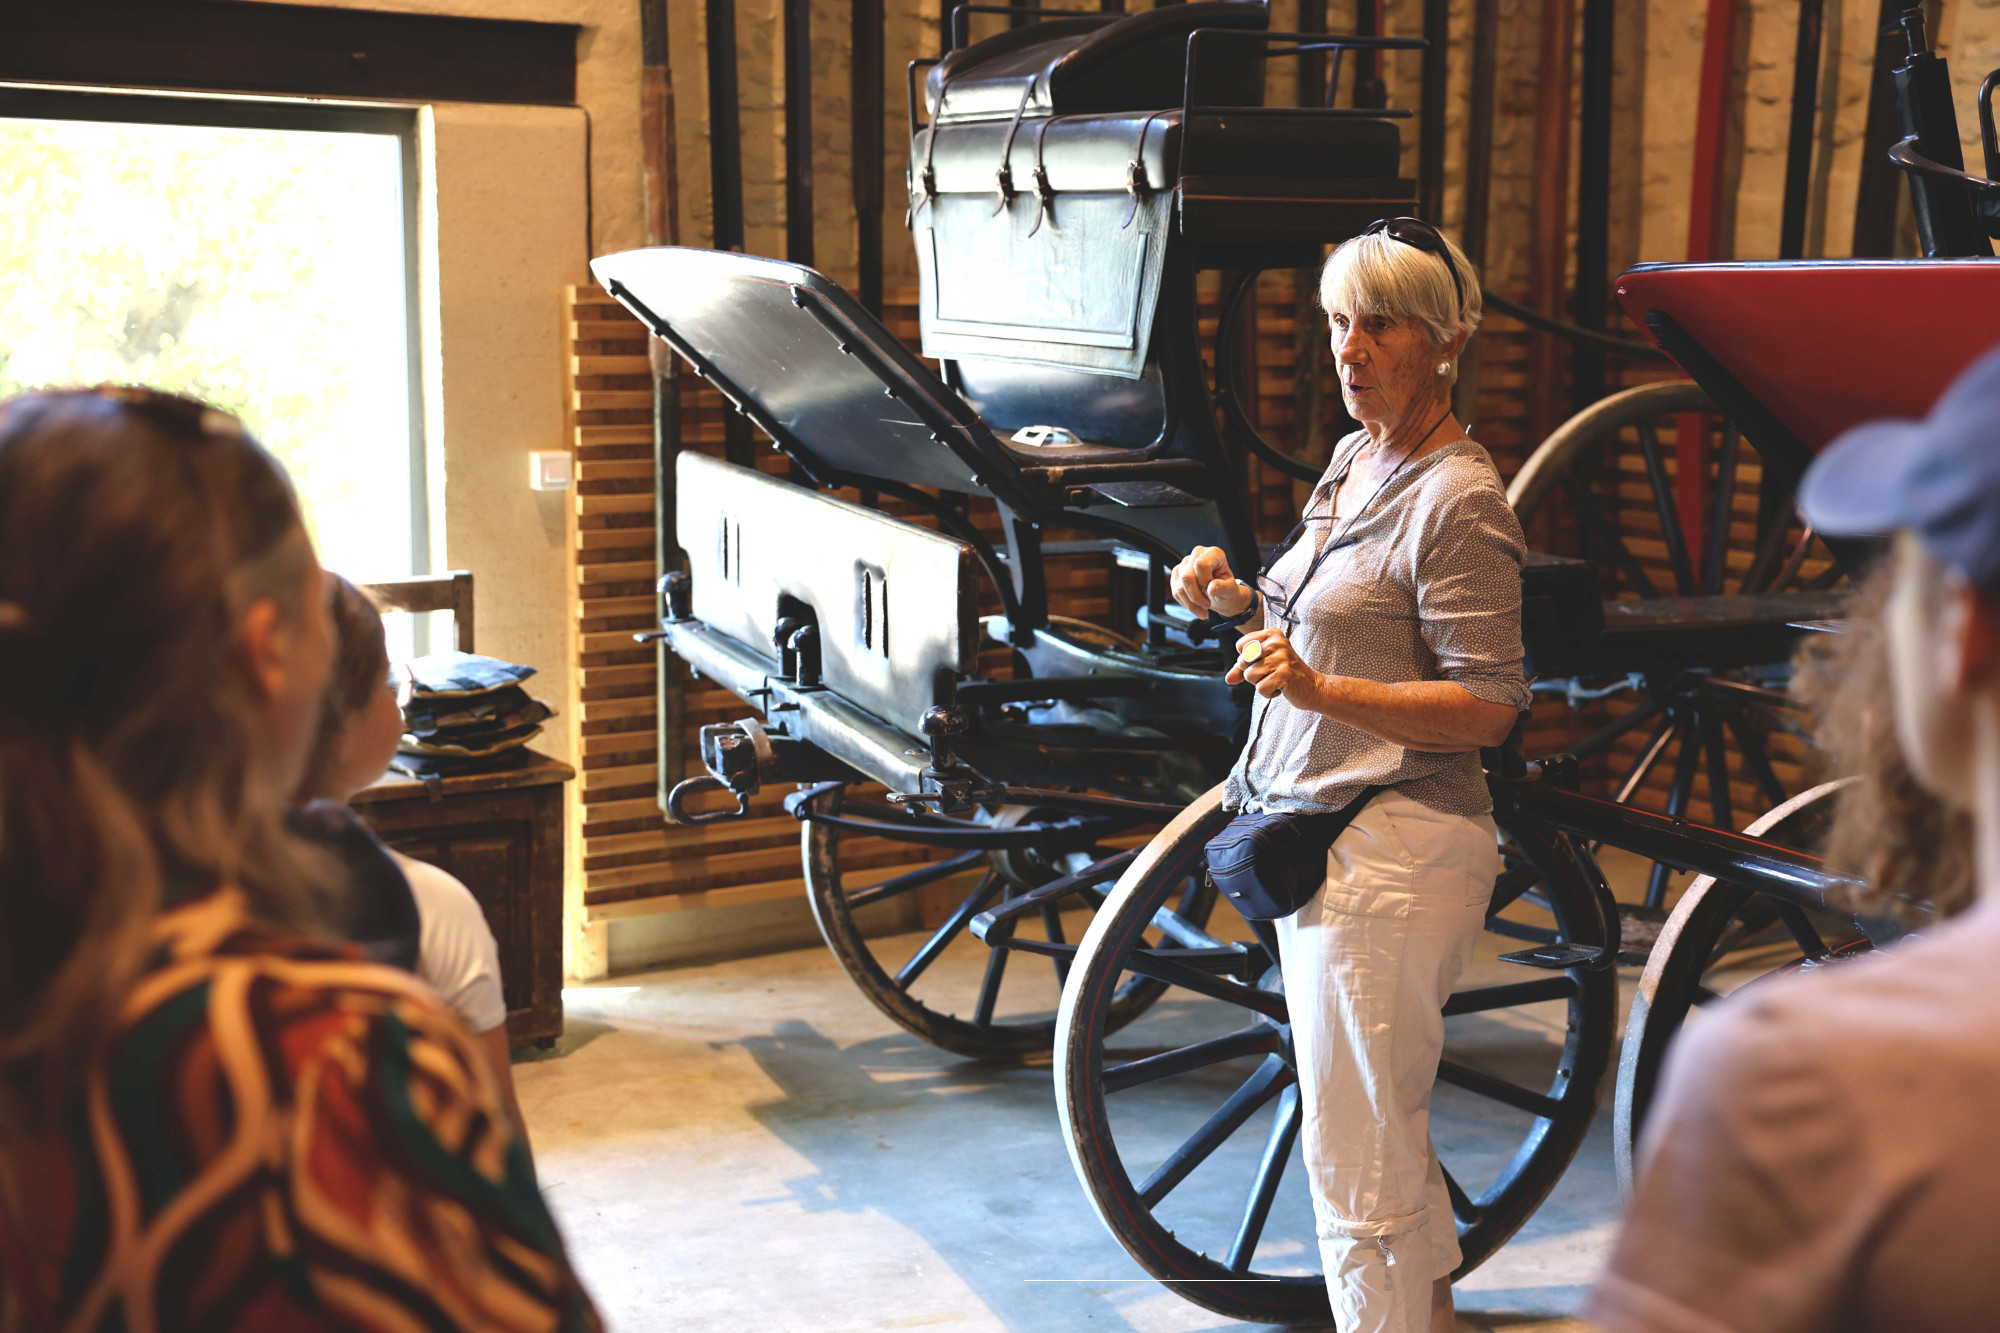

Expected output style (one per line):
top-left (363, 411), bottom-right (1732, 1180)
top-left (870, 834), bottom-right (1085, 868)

top-left (1360, 216), bottom-right (1466, 320)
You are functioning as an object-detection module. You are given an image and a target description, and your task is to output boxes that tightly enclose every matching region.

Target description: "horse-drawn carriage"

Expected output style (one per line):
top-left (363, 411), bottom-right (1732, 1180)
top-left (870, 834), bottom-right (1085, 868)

top-left (592, 3), bottom-right (2000, 1322)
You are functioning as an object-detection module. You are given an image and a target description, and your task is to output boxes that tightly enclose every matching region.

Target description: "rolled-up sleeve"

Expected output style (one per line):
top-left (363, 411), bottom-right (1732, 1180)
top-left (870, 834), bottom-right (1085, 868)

top-left (1412, 479), bottom-right (1532, 710)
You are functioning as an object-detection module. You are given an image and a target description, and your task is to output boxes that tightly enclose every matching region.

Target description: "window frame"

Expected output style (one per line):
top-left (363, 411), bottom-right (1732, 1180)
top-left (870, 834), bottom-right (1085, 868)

top-left (0, 86), bottom-right (431, 580)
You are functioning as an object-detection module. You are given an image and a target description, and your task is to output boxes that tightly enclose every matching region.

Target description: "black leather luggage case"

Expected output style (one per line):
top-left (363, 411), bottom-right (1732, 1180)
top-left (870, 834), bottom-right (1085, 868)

top-left (911, 3), bottom-right (1414, 375)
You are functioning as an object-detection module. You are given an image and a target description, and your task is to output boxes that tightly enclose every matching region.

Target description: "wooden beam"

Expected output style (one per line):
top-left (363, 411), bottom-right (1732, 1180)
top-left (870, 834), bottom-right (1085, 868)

top-left (853, 0), bottom-right (886, 313)
top-left (1526, 0), bottom-right (1575, 445)
top-left (783, 0), bottom-right (816, 265)
top-left (1778, 0), bottom-right (1825, 259)
top-left (1572, 0), bottom-right (1613, 411)
top-left (704, 0), bottom-right (745, 252)
top-left (1418, 0), bottom-right (1449, 222)
top-left (1852, 0), bottom-right (1905, 256)
top-left (0, 0), bottom-right (577, 105)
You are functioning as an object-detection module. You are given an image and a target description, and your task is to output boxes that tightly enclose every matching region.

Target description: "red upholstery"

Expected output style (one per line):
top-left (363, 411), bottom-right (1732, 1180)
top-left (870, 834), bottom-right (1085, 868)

top-left (1617, 260), bottom-right (2000, 451)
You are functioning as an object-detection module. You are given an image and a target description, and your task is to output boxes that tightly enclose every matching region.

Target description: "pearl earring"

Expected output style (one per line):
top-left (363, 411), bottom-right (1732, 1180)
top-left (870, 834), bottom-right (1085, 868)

top-left (1436, 361), bottom-right (1450, 377)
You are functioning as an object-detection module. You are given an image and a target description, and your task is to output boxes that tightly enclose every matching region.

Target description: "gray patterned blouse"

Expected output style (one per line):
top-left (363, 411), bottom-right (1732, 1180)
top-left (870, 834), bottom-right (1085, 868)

top-left (1222, 431), bottom-right (1532, 818)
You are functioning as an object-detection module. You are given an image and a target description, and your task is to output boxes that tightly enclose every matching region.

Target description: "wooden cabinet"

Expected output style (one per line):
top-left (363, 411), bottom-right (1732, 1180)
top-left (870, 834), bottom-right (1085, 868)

top-left (352, 751), bottom-right (574, 1048)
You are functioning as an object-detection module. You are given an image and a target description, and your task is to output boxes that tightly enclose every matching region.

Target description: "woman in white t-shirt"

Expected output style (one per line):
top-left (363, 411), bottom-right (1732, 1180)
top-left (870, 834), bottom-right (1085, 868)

top-left (295, 575), bottom-right (529, 1147)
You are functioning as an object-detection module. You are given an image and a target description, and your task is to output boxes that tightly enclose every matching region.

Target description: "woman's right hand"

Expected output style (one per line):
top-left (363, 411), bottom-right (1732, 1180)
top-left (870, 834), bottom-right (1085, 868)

top-left (1171, 546), bottom-right (1254, 618)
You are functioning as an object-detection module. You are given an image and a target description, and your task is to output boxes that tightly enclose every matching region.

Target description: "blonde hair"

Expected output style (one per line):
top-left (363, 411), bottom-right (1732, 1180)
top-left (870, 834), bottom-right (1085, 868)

top-left (1319, 226), bottom-right (1483, 382)
top-left (1791, 547), bottom-right (1973, 924)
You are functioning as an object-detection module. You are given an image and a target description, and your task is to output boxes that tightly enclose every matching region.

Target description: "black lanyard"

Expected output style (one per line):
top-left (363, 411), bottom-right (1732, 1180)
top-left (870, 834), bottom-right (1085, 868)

top-left (1258, 410), bottom-right (1453, 631)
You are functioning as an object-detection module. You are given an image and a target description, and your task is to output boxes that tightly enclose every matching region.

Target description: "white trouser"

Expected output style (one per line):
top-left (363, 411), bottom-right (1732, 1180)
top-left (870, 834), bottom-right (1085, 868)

top-left (1272, 788), bottom-right (1498, 1333)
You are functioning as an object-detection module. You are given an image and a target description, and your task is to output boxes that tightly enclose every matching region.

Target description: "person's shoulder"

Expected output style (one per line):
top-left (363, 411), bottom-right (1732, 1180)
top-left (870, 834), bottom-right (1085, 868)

top-left (1728, 904), bottom-right (2000, 1035)
top-left (1669, 906), bottom-right (2000, 1121)
top-left (130, 894), bottom-right (470, 1088)
top-left (1420, 439), bottom-right (1507, 491)
top-left (1407, 442), bottom-right (1520, 546)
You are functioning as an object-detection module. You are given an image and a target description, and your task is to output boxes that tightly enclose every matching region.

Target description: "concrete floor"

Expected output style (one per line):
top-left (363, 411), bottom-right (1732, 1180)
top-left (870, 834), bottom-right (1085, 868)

top-left (515, 866), bottom-right (1663, 1333)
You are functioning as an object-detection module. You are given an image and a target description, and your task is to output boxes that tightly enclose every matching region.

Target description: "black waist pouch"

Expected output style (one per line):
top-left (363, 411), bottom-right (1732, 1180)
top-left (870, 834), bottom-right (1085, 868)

top-left (1205, 786), bottom-right (1386, 921)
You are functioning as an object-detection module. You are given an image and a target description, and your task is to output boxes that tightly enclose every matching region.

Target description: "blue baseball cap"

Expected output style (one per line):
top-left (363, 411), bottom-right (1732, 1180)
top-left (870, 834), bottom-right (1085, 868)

top-left (1798, 343), bottom-right (2000, 590)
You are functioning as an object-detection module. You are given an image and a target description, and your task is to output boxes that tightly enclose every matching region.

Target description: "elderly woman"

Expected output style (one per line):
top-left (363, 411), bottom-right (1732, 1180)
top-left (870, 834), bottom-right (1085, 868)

top-left (1171, 217), bottom-right (1529, 1333)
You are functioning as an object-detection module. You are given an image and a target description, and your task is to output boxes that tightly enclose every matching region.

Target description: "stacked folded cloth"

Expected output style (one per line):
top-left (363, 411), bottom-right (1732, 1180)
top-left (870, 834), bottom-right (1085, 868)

top-left (391, 651), bottom-right (556, 779)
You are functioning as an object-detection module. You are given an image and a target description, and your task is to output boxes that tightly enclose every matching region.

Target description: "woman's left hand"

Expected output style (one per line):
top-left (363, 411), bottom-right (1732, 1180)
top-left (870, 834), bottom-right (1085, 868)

top-left (1227, 628), bottom-right (1327, 709)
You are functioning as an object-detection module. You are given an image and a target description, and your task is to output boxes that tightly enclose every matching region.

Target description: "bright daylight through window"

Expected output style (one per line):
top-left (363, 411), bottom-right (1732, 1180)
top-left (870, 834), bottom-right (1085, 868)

top-left (0, 98), bottom-right (424, 583)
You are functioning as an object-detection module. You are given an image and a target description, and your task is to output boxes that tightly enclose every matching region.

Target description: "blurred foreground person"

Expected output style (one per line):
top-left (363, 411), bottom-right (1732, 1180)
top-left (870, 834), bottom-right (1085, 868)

top-left (0, 389), bottom-right (597, 1332)
top-left (1590, 346), bottom-right (2000, 1332)
top-left (296, 575), bottom-right (529, 1146)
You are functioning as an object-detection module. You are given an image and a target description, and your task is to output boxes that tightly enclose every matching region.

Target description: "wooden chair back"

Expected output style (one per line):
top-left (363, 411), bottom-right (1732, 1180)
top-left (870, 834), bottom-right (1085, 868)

top-left (361, 570), bottom-right (474, 654)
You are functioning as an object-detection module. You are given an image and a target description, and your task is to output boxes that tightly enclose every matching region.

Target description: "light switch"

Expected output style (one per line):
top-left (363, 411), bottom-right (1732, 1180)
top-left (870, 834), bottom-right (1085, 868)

top-left (530, 450), bottom-right (573, 491)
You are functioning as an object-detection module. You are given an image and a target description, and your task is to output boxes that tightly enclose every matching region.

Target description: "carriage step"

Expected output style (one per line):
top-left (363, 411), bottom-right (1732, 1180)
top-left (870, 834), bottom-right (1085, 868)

top-left (1499, 943), bottom-right (1602, 970)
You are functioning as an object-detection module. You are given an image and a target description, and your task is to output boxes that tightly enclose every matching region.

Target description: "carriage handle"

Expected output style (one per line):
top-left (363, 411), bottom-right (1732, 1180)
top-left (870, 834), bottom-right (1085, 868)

top-left (946, 4), bottom-right (1118, 54)
top-left (1888, 133), bottom-right (2000, 209)
top-left (1178, 27), bottom-right (1422, 169)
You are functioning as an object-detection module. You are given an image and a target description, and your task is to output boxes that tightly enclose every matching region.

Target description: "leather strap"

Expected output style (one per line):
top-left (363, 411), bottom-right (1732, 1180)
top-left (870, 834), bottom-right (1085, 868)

top-left (1121, 110), bottom-right (1170, 229)
top-left (990, 78), bottom-right (1039, 217)
top-left (907, 72), bottom-right (950, 227)
top-left (1026, 113), bottom-right (1066, 237)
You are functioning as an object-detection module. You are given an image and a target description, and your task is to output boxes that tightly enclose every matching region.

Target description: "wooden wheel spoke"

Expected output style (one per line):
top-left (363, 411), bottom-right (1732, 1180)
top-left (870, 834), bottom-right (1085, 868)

top-left (1042, 901), bottom-right (1070, 987)
top-left (895, 872), bottom-right (1003, 988)
top-left (1559, 473), bottom-right (1661, 598)
top-left (1225, 1084), bottom-right (1302, 1273)
top-left (1647, 715), bottom-right (1703, 908)
top-left (847, 850), bottom-right (986, 909)
top-left (1571, 698), bottom-right (1665, 763)
top-left (1149, 903), bottom-right (1227, 951)
top-left (973, 922), bottom-right (1011, 1026)
top-left (1442, 976), bottom-right (1578, 1018)
top-left (1742, 493), bottom-right (1798, 593)
top-left (1636, 419), bottom-right (1697, 595)
top-left (1436, 1059), bottom-right (1562, 1120)
top-left (1768, 521), bottom-right (1817, 593)
top-left (1442, 1162), bottom-right (1481, 1225)
top-left (1119, 949), bottom-right (1289, 1022)
top-left (1103, 1024), bottom-right (1284, 1095)
top-left (1771, 899), bottom-right (1829, 959)
top-left (1691, 983), bottom-right (1721, 1006)
top-left (1138, 1055), bottom-right (1292, 1208)
top-left (1699, 706), bottom-right (1734, 831)
top-left (1724, 711), bottom-right (1789, 809)
top-left (1613, 714), bottom-right (1678, 806)
top-left (1703, 421), bottom-right (1740, 594)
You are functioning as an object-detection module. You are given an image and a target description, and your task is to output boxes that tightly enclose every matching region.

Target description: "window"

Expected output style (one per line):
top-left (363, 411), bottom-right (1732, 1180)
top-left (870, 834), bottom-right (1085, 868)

top-left (0, 90), bottom-right (427, 584)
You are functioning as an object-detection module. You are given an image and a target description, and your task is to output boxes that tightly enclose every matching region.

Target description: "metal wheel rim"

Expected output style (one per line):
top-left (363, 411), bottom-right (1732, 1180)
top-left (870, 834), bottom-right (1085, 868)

top-left (1611, 778), bottom-right (1859, 1193)
top-left (1054, 786), bottom-right (1616, 1324)
top-left (801, 783), bottom-right (1208, 1060)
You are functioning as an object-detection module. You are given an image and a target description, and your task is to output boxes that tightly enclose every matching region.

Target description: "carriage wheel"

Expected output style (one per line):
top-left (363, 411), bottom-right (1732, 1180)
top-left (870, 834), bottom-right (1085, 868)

top-left (1509, 380), bottom-right (1845, 913)
top-left (1054, 786), bottom-right (1616, 1324)
top-left (800, 783), bottom-right (1215, 1061)
top-left (1611, 779), bottom-right (1893, 1192)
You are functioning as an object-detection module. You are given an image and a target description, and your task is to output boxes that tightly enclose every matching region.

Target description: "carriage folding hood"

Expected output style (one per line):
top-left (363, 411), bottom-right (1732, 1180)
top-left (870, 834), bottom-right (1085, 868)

top-left (589, 246), bottom-right (1248, 577)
